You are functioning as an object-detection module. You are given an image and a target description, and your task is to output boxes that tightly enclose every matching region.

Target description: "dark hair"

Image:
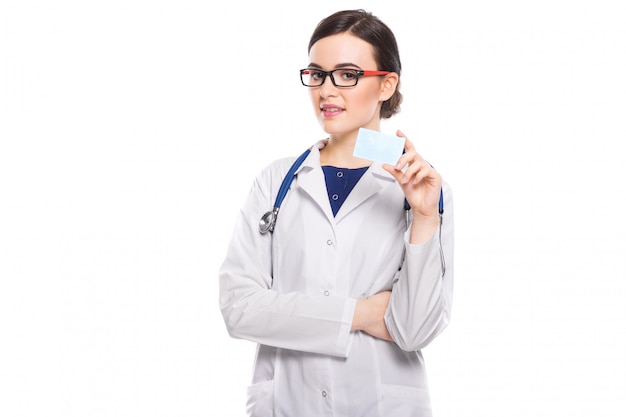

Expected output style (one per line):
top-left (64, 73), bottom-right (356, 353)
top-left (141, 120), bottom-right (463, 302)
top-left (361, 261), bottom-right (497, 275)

top-left (308, 9), bottom-right (402, 119)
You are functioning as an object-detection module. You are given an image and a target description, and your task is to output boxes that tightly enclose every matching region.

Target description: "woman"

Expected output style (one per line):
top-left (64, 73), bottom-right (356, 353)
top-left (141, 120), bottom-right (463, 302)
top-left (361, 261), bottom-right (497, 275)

top-left (219, 9), bottom-right (454, 417)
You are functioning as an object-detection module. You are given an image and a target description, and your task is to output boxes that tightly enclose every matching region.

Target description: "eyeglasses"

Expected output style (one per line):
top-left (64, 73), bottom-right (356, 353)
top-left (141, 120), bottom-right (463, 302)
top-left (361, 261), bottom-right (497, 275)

top-left (300, 68), bottom-right (391, 88)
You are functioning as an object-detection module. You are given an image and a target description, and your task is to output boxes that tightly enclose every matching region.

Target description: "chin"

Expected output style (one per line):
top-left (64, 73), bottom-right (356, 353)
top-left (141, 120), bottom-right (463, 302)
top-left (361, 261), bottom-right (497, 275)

top-left (319, 120), bottom-right (352, 136)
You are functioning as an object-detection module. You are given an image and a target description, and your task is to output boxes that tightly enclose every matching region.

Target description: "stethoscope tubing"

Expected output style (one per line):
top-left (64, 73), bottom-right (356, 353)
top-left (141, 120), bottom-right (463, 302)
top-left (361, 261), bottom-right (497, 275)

top-left (259, 148), bottom-right (444, 234)
top-left (259, 148), bottom-right (311, 234)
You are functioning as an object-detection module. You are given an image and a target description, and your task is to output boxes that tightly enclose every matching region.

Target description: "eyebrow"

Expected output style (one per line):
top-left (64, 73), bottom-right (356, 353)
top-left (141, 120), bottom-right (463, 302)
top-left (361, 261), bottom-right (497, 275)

top-left (307, 62), bottom-right (363, 70)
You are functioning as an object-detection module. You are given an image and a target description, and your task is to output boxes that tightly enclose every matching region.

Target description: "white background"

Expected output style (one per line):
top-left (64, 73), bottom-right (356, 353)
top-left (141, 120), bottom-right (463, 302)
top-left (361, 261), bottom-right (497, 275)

top-left (1, 1), bottom-right (625, 416)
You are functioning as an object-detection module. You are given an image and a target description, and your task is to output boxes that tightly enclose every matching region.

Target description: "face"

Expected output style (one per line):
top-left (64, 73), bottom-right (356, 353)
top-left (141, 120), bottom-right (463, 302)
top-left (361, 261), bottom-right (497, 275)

top-left (307, 33), bottom-right (397, 139)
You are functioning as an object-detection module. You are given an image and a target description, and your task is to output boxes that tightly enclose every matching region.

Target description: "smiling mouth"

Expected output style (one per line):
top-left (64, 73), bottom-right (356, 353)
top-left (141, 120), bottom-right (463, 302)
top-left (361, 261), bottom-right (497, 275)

top-left (321, 106), bottom-right (344, 113)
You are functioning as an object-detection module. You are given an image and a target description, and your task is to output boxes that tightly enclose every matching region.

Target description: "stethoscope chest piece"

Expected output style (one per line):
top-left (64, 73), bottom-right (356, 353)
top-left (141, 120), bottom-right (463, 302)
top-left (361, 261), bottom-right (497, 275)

top-left (259, 148), bottom-right (311, 235)
top-left (259, 208), bottom-right (279, 234)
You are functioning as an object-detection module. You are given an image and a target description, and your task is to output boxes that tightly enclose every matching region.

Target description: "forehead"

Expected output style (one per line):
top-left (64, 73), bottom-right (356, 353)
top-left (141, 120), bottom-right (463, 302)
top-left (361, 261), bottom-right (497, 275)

top-left (308, 33), bottom-right (377, 68)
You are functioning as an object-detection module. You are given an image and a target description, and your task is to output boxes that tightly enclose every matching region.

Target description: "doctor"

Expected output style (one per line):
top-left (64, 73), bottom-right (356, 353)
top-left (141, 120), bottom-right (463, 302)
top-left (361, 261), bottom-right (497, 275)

top-left (219, 9), bottom-right (454, 417)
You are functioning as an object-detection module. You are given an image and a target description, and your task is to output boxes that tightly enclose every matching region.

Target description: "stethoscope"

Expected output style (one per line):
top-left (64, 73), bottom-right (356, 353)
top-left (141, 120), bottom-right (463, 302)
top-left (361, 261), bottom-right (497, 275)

top-left (259, 148), bottom-right (444, 234)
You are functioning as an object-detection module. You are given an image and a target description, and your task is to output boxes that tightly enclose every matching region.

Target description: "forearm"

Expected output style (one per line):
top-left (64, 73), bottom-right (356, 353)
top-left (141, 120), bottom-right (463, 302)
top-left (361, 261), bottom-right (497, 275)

top-left (351, 292), bottom-right (393, 342)
top-left (220, 280), bottom-right (357, 357)
top-left (385, 187), bottom-right (454, 351)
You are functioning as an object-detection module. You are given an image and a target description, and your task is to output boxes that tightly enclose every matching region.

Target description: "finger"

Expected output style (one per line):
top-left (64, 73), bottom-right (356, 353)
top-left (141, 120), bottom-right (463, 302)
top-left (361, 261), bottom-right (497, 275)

top-left (411, 166), bottom-right (442, 189)
top-left (395, 147), bottom-right (422, 171)
top-left (411, 166), bottom-right (432, 185)
top-left (384, 163), bottom-right (417, 188)
top-left (398, 130), bottom-right (424, 158)
top-left (392, 130), bottom-right (411, 170)
top-left (397, 129), bottom-right (413, 152)
top-left (401, 159), bottom-right (429, 184)
top-left (407, 163), bottom-right (442, 188)
top-left (382, 162), bottom-right (405, 182)
top-left (396, 137), bottom-right (428, 171)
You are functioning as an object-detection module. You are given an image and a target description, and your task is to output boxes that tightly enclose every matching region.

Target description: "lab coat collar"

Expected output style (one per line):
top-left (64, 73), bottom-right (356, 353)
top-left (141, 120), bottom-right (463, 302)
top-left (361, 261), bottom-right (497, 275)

top-left (296, 139), bottom-right (395, 180)
top-left (294, 140), bottom-right (398, 224)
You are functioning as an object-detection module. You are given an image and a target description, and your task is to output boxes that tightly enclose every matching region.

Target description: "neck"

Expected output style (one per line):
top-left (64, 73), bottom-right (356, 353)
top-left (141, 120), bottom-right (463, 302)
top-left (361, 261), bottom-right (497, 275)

top-left (320, 133), bottom-right (372, 168)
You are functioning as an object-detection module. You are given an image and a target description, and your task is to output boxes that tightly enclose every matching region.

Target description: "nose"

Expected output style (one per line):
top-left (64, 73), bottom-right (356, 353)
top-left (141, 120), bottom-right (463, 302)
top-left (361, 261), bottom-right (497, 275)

top-left (319, 74), bottom-right (338, 98)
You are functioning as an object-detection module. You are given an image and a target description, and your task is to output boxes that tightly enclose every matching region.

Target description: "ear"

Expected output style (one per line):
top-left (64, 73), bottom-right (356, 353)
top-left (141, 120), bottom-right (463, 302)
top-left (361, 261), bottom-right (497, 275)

top-left (379, 72), bottom-right (399, 102)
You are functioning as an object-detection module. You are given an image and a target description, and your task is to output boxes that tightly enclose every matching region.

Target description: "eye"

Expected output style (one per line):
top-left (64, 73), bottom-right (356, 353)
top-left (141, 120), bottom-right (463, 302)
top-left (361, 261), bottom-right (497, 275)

top-left (310, 70), bottom-right (326, 81)
top-left (338, 69), bottom-right (358, 80)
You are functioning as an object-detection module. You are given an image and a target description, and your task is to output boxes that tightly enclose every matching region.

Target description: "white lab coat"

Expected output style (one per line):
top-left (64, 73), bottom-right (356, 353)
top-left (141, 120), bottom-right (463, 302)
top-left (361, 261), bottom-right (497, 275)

top-left (219, 140), bottom-right (454, 417)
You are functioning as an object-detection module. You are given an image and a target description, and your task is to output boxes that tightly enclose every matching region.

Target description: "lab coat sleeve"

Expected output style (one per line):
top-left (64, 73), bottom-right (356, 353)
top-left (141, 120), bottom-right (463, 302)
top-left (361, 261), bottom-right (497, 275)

top-left (384, 183), bottom-right (454, 351)
top-left (219, 162), bottom-right (357, 358)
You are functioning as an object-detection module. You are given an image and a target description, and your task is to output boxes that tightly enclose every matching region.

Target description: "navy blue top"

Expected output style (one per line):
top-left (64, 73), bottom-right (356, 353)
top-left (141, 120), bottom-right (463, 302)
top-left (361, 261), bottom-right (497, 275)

top-left (321, 166), bottom-right (369, 216)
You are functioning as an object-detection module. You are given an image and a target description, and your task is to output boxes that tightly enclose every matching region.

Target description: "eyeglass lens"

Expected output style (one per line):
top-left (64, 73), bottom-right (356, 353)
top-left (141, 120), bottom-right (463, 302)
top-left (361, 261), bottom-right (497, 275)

top-left (301, 69), bottom-right (360, 87)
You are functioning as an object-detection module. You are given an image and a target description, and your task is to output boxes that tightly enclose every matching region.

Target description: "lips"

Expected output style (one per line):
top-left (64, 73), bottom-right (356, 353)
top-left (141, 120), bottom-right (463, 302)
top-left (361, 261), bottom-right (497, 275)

top-left (320, 104), bottom-right (344, 117)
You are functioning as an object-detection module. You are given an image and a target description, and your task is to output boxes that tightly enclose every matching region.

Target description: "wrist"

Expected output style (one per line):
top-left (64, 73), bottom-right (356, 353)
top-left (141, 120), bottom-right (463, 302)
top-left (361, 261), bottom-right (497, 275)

top-left (411, 210), bottom-right (439, 224)
top-left (351, 299), bottom-right (369, 332)
top-left (409, 212), bottom-right (439, 244)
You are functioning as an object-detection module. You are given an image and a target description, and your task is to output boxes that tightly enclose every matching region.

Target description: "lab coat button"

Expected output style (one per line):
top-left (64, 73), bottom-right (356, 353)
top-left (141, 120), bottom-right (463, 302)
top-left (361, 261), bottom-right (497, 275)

top-left (324, 290), bottom-right (330, 296)
top-left (322, 390), bottom-right (327, 397)
top-left (326, 239), bottom-right (333, 246)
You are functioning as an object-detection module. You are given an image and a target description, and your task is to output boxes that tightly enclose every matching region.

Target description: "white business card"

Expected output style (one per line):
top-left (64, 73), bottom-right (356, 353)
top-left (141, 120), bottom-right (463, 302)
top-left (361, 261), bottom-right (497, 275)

top-left (353, 128), bottom-right (404, 165)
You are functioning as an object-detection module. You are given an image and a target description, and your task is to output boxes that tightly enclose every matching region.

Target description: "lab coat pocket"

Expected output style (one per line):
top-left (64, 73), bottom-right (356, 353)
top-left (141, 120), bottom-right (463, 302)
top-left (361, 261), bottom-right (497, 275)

top-left (378, 383), bottom-right (432, 417)
top-left (246, 380), bottom-right (274, 417)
